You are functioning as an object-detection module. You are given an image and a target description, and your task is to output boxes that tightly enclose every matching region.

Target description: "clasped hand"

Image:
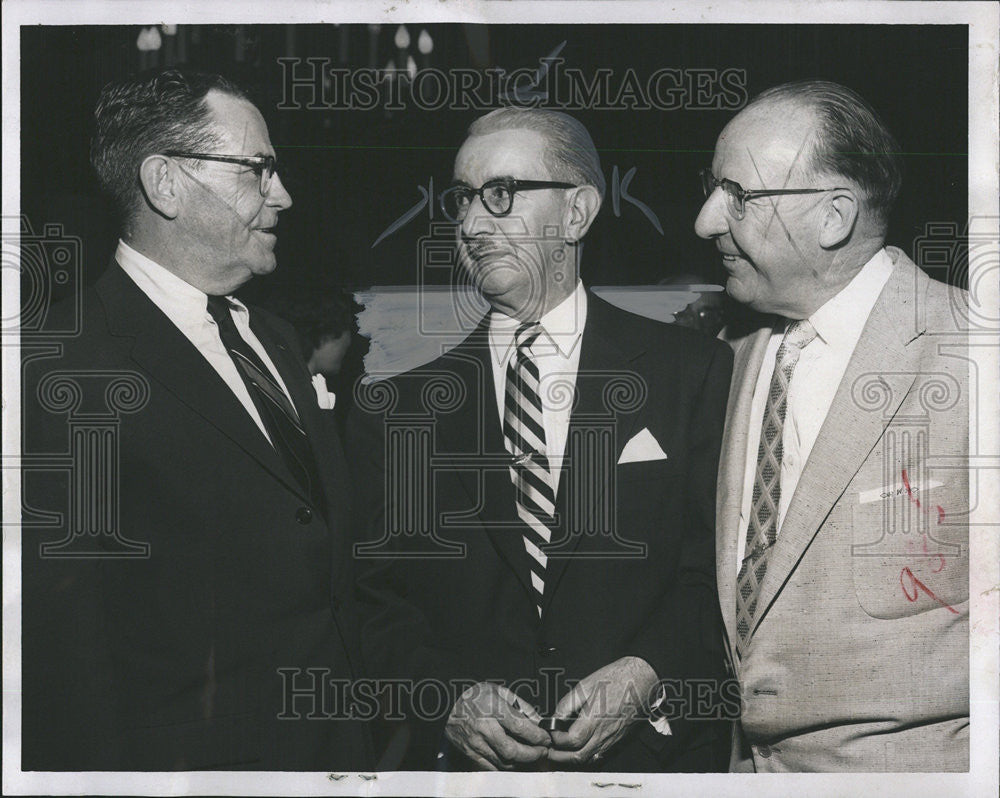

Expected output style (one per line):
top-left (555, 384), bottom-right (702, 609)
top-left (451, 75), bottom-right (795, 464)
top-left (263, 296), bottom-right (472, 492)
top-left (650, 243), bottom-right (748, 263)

top-left (444, 657), bottom-right (658, 770)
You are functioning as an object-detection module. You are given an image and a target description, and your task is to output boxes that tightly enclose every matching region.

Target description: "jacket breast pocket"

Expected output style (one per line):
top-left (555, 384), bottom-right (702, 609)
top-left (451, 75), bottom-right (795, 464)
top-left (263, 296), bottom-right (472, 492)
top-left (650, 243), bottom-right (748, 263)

top-left (850, 489), bottom-right (968, 620)
top-left (615, 458), bottom-right (677, 486)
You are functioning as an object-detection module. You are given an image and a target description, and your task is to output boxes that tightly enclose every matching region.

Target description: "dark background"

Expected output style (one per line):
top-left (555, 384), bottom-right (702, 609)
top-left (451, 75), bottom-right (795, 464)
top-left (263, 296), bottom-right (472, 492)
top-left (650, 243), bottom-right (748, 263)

top-left (21, 23), bottom-right (968, 304)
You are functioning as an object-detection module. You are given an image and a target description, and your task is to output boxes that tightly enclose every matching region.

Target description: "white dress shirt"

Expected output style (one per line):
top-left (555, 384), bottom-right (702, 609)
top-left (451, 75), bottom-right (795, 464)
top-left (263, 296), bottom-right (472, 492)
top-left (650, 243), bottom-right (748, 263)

top-left (735, 248), bottom-right (895, 574)
top-left (115, 239), bottom-right (296, 443)
top-left (488, 282), bottom-right (587, 497)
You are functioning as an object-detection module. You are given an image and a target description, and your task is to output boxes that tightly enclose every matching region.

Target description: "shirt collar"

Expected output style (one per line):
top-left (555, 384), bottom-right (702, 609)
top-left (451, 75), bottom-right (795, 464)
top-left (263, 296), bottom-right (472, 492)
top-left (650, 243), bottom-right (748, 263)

top-left (793, 248), bottom-right (894, 346)
top-left (489, 281), bottom-right (587, 365)
top-left (115, 239), bottom-right (248, 323)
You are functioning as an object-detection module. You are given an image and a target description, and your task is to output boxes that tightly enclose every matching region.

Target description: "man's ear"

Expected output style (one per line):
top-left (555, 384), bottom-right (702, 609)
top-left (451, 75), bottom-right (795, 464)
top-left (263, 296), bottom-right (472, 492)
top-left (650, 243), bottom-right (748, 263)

top-left (138, 155), bottom-right (181, 219)
top-left (818, 188), bottom-right (859, 249)
top-left (564, 185), bottom-right (602, 244)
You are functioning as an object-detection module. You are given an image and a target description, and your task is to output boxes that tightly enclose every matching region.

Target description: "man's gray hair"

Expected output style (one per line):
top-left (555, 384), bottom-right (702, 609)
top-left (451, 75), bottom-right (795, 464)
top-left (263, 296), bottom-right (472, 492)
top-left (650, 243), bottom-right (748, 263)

top-left (748, 80), bottom-right (902, 228)
top-left (467, 107), bottom-right (605, 200)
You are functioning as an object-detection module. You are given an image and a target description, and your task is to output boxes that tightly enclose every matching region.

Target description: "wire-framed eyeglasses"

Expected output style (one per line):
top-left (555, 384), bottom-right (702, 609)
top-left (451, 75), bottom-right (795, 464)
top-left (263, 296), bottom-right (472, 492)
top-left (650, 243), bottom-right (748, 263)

top-left (439, 178), bottom-right (577, 222)
top-left (164, 151), bottom-right (278, 196)
top-left (699, 168), bottom-right (848, 221)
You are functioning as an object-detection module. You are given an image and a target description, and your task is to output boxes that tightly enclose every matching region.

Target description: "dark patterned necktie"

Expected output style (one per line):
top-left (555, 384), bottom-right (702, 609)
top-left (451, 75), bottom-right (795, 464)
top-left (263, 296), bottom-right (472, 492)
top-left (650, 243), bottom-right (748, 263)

top-left (735, 319), bottom-right (817, 659)
top-left (502, 322), bottom-right (556, 617)
top-left (207, 295), bottom-right (321, 507)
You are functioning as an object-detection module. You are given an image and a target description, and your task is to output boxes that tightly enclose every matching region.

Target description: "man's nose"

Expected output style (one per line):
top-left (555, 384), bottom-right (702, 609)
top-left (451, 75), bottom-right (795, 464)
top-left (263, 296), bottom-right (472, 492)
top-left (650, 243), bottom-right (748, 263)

top-left (460, 193), bottom-right (497, 237)
top-left (694, 187), bottom-right (728, 239)
top-left (266, 172), bottom-right (293, 210)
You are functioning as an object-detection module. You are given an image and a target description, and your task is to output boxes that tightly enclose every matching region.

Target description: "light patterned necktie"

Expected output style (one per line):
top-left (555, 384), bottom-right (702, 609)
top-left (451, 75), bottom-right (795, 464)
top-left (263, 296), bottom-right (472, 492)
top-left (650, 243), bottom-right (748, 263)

top-left (735, 319), bottom-right (817, 659)
top-left (502, 322), bottom-right (557, 617)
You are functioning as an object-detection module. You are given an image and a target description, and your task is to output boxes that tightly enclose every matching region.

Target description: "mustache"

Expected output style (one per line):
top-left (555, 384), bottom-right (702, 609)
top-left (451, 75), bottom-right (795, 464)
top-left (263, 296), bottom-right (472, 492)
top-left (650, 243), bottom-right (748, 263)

top-left (460, 237), bottom-right (503, 260)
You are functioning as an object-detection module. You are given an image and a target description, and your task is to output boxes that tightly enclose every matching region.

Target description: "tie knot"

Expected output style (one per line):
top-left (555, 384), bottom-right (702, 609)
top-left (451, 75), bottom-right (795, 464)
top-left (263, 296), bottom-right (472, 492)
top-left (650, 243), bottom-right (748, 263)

top-left (206, 294), bottom-right (232, 325)
top-left (515, 322), bottom-right (543, 352)
top-left (783, 319), bottom-right (817, 351)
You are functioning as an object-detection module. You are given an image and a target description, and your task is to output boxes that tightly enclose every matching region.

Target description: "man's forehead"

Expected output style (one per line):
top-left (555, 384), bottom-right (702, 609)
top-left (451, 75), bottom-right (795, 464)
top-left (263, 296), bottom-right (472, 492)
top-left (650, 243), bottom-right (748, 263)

top-left (453, 128), bottom-right (550, 180)
top-left (204, 90), bottom-right (271, 153)
top-left (715, 102), bottom-right (819, 177)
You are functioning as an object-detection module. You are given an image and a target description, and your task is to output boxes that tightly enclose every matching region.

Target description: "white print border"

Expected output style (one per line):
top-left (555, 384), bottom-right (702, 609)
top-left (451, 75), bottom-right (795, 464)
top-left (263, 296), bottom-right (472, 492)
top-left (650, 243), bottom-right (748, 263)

top-left (3, 2), bottom-right (997, 798)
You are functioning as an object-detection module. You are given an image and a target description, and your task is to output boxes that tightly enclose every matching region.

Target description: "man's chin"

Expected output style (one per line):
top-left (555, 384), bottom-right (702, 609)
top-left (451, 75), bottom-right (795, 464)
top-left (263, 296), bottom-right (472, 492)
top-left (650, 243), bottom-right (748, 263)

top-left (464, 258), bottom-right (520, 293)
top-left (250, 254), bottom-right (278, 277)
top-left (725, 275), bottom-right (755, 307)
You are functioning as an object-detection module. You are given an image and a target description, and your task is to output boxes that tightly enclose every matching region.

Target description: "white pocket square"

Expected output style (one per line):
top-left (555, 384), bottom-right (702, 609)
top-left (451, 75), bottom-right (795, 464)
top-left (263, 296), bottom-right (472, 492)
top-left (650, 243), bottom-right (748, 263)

top-left (312, 373), bottom-right (337, 410)
top-left (617, 427), bottom-right (667, 464)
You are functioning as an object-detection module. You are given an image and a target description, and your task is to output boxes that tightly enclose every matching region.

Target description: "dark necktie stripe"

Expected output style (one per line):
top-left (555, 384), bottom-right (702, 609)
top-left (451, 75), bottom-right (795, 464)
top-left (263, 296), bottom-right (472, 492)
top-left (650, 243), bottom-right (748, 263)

top-left (227, 349), bottom-right (306, 434)
top-left (206, 295), bottom-right (322, 509)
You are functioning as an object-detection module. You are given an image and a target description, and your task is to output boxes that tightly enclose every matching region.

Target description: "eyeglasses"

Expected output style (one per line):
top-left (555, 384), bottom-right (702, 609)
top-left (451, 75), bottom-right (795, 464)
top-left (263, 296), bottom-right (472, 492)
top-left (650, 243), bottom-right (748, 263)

top-left (699, 168), bottom-right (848, 221)
top-left (439, 178), bottom-right (577, 222)
top-left (164, 151), bottom-right (278, 196)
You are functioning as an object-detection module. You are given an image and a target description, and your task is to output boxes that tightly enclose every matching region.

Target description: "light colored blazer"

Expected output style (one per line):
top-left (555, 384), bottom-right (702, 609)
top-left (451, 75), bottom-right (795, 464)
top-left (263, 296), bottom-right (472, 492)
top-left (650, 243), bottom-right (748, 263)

top-left (718, 248), bottom-right (970, 772)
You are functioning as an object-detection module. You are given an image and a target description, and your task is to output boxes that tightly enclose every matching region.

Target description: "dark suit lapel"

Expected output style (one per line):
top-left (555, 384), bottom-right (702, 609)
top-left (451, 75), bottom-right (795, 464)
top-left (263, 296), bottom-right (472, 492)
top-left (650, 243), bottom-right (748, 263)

top-left (541, 293), bottom-right (643, 609)
top-left (97, 265), bottom-right (304, 499)
top-left (432, 323), bottom-right (535, 598)
top-left (750, 257), bottom-right (924, 634)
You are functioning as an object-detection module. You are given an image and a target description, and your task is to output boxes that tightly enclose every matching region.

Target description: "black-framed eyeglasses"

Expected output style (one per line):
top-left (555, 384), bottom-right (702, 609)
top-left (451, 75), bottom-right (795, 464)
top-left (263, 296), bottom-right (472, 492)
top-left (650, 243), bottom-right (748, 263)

top-left (439, 178), bottom-right (577, 222)
top-left (699, 168), bottom-right (849, 221)
top-left (164, 151), bottom-right (278, 196)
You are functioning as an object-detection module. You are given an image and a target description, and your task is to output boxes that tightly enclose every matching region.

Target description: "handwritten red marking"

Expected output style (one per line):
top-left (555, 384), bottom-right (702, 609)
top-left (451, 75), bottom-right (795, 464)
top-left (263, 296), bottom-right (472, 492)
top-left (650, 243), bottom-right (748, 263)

top-left (900, 567), bottom-right (958, 614)
top-left (901, 468), bottom-right (921, 509)
top-left (921, 535), bottom-right (946, 573)
top-left (900, 469), bottom-right (947, 525)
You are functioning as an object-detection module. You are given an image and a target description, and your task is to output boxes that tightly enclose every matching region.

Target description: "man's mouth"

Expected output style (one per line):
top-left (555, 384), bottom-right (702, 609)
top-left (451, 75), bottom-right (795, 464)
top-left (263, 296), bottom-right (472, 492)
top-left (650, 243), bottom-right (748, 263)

top-left (254, 226), bottom-right (278, 237)
top-left (461, 239), bottom-right (500, 261)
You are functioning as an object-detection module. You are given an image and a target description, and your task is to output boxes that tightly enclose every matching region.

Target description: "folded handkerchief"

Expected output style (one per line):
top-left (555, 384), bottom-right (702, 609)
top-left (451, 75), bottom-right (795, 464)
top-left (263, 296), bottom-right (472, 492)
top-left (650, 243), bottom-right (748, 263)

top-left (617, 427), bottom-right (667, 464)
top-left (312, 373), bottom-right (337, 410)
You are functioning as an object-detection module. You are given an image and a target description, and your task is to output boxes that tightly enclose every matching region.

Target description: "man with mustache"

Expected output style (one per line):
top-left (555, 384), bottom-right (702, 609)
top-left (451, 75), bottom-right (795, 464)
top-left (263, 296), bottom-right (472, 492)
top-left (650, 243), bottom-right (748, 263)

top-left (21, 68), bottom-right (373, 770)
top-left (696, 80), bottom-right (969, 770)
top-left (349, 107), bottom-right (733, 771)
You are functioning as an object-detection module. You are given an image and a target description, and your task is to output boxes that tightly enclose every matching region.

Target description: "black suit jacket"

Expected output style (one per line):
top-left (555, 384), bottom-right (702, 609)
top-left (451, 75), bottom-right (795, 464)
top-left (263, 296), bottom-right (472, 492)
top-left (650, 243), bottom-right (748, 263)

top-left (21, 263), bottom-right (374, 770)
top-left (347, 291), bottom-right (733, 771)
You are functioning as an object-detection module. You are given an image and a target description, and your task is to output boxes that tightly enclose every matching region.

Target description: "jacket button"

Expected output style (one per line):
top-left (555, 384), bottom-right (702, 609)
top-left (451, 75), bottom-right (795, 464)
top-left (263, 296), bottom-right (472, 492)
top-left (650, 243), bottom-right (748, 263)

top-left (539, 645), bottom-right (557, 658)
top-left (757, 744), bottom-right (772, 758)
top-left (295, 507), bottom-right (313, 524)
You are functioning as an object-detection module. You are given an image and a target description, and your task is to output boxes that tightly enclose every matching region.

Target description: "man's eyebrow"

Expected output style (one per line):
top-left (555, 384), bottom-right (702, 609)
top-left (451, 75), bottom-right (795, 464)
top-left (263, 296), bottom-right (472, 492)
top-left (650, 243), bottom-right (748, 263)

top-left (450, 175), bottom-right (516, 186)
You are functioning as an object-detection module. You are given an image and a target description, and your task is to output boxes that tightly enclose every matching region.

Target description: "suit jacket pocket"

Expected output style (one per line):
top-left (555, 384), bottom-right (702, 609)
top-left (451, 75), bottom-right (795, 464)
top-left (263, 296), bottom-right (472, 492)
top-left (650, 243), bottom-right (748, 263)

top-left (615, 458), bottom-right (677, 486)
top-left (850, 491), bottom-right (968, 620)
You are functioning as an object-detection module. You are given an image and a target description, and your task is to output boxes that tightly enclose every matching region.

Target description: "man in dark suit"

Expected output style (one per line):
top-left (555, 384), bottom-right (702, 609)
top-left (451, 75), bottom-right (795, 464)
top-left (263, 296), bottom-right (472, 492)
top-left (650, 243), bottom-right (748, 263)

top-left (21, 68), bottom-right (373, 770)
top-left (348, 108), bottom-right (734, 771)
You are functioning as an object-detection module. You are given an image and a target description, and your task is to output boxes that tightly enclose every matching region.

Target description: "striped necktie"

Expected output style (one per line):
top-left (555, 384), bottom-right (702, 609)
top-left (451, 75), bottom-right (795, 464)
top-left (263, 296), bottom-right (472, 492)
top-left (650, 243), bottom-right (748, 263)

top-left (207, 295), bottom-right (322, 508)
top-left (502, 322), bottom-right (557, 617)
top-left (735, 319), bottom-right (817, 659)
